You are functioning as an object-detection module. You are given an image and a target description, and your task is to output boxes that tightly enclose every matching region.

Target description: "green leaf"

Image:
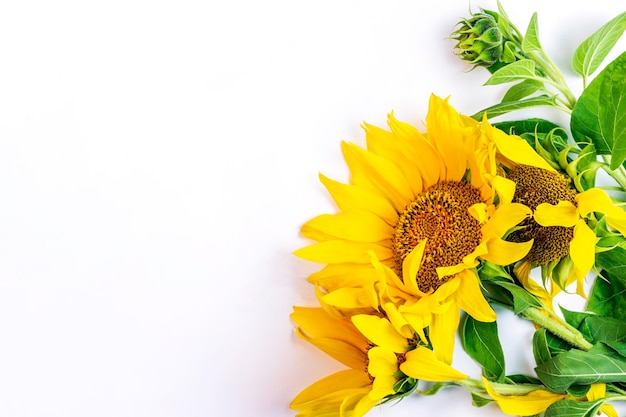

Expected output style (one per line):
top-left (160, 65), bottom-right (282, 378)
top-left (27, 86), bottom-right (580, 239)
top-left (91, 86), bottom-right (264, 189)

top-left (493, 118), bottom-right (564, 137)
top-left (570, 52), bottom-right (626, 170)
top-left (485, 59), bottom-right (538, 85)
top-left (496, 280), bottom-right (543, 314)
top-left (580, 316), bottom-right (626, 344)
top-left (502, 79), bottom-right (544, 102)
top-left (566, 385), bottom-right (590, 399)
top-left (522, 13), bottom-right (542, 52)
top-left (536, 343), bottom-right (626, 392)
top-left (472, 95), bottom-right (558, 120)
top-left (544, 398), bottom-right (603, 417)
top-left (573, 12), bottom-right (626, 81)
top-left (460, 315), bottom-right (506, 381)
top-left (559, 306), bottom-right (595, 329)
top-left (533, 328), bottom-right (553, 366)
top-left (596, 240), bottom-right (626, 276)
top-left (470, 392), bottom-right (494, 408)
top-left (588, 269), bottom-right (626, 320)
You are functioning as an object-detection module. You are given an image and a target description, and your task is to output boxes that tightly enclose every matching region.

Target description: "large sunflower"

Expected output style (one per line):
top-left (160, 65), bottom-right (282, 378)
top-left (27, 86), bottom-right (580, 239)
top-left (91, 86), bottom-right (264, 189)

top-left (294, 95), bottom-right (533, 363)
top-left (290, 306), bottom-right (468, 417)
top-left (482, 122), bottom-right (626, 301)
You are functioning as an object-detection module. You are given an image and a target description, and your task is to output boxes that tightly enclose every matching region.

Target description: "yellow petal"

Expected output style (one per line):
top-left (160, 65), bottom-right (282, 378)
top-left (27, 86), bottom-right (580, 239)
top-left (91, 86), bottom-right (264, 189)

top-left (382, 302), bottom-right (416, 339)
top-left (490, 127), bottom-right (555, 171)
top-left (482, 237), bottom-right (533, 266)
top-left (294, 240), bottom-right (392, 264)
top-left (322, 287), bottom-right (378, 310)
top-left (367, 346), bottom-right (398, 377)
top-left (569, 219), bottom-right (598, 297)
top-left (600, 404), bottom-right (619, 417)
top-left (402, 239), bottom-right (428, 296)
top-left (290, 369), bottom-right (371, 409)
top-left (364, 119), bottom-right (423, 196)
top-left (576, 188), bottom-right (617, 217)
top-left (352, 394), bottom-right (379, 417)
top-left (486, 173), bottom-right (517, 205)
top-left (455, 269), bottom-right (496, 322)
top-left (301, 210), bottom-right (395, 243)
top-left (307, 263), bottom-right (378, 291)
top-left (429, 301), bottom-right (460, 364)
top-left (352, 315), bottom-right (407, 353)
top-left (586, 383), bottom-right (606, 401)
top-left (426, 95), bottom-right (467, 181)
top-left (387, 112), bottom-right (442, 189)
top-left (481, 203), bottom-right (531, 239)
top-left (400, 346), bottom-right (468, 381)
top-left (534, 201), bottom-right (579, 227)
top-left (482, 377), bottom-right (567, 416)
top-left (576, 188), bottom-right (626, 235)
top-left (319, 173), bottom-right (398, 226)
top-left (291, 307), bottom-right (367, 349)
top-left (341, 141), bottom-right (414, 212)
top-left (514, 260), bottom-right (552, 306)
top-left (295, 327), bottom-right (367, 370)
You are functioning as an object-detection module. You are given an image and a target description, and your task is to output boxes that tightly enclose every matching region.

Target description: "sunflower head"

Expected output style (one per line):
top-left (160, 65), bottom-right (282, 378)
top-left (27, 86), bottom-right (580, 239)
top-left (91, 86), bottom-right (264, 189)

top-left (506, 164), bottom-right (577, 266)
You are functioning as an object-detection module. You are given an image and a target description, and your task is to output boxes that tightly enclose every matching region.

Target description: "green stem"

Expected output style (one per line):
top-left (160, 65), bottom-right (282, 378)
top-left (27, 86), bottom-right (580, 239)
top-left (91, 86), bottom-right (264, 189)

top-left (521, 307), bottom-right (593, 351)
top-left (457, 378), bottom-right (545, 396)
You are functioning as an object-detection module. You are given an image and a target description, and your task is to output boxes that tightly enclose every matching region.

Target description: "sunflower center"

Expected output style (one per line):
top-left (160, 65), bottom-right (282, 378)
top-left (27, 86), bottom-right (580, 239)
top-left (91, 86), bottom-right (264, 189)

top-left (506, 165), bottom-right (577, 265)
top-left (392, 181), bottom-right (483, 293)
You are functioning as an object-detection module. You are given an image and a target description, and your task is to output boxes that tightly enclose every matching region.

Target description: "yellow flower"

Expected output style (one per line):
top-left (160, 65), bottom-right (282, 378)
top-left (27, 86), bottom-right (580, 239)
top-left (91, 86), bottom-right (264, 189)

top-left (482, 377), bottom-right (567, 416)
top-left (290, 307), bottom-right (467, 417)
top-left (294, 95), bottom-right (533, 363)
top-left (482, 122), bottom-right (626, 300)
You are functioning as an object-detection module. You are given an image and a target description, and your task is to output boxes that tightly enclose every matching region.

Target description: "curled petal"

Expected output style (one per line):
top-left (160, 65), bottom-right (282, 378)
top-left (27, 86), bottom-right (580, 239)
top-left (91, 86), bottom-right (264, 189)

top-left (400, 346), bottom-right (468, 381)
top-left (352, 315), bottom-right (407, 353)
top-left (534, 201), bottom-right (579, 227)
top-left (455, 269), bottom-right (496, 322)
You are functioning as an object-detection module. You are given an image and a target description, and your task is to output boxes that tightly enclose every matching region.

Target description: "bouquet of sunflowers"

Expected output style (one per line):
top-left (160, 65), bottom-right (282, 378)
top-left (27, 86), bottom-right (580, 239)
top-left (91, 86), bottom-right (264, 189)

top-left (290, 2), bottom-right (626, 416)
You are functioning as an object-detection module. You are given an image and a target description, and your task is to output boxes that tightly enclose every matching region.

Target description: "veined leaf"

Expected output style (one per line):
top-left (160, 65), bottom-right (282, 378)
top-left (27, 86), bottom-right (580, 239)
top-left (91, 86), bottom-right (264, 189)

top-left (580, 315), bottom-right (626, 344)
top-left (573, 12), bottom-right (626, 81)
top-left (522, 13), bottom-right (542, 52)
top-left (588, 270), bottom-right (626, 320)
top-left (502, 79), bottom-right (544, 102)
top-left (485, 59), bottom-right (538, 85)
top-left (461, 315), bottom-right (506, 382)
top-left (472, 95), bottom-right (558, 120)
top-left (536, 343), bottom-right (626, 392)
top-left (544, 398), bottom-right (603, 417)
top-left (596, 243), bottom-right (626, 277)
top-left (533, 328), bottom-right (553, 366)
top-left (570, 52), bottom-right (626, 169)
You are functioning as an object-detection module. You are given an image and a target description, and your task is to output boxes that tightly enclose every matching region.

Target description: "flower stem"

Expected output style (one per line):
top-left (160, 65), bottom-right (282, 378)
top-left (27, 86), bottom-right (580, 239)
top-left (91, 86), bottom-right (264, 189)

top-left (520, 306), bottom-right (593, 351)
top-left (456, 378), bottom-right (545, 396)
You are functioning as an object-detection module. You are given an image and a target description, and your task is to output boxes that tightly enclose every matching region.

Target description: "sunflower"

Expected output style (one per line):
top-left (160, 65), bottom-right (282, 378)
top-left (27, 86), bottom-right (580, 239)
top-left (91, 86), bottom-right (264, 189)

top-left (294, 95), bottom-right (533, 363)
top-left (482, 122), bottom-right (626, 301)
top-left (290, 306), bottom-right (468, 417)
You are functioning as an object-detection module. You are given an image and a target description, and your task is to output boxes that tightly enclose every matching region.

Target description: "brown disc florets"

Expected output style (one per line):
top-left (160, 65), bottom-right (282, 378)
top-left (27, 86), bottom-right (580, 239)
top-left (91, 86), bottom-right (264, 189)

top-left (392, 181), bottom-right (483, 293)
top-left (506, 165), bottom-right (577, 265)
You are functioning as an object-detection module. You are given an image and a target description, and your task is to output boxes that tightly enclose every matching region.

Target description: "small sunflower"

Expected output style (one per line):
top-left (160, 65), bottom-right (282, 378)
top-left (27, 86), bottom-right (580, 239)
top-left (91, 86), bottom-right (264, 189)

top-left (290, 307), bottom-right (468, 417)
top-left (482, 122), bottom-right (626, 300)
top-left (295, 95), bottom-right (533, 363)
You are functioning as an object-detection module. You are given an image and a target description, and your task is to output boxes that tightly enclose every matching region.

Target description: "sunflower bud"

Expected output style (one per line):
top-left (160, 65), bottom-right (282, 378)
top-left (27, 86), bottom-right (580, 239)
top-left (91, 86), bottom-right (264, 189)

top-left (453, 12), bottom-right (503, 68)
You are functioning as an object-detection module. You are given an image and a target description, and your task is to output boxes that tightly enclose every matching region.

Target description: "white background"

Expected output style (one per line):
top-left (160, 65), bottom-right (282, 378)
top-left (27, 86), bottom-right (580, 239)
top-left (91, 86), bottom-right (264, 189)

top-left (0, 1), bottom-right (625, 416)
